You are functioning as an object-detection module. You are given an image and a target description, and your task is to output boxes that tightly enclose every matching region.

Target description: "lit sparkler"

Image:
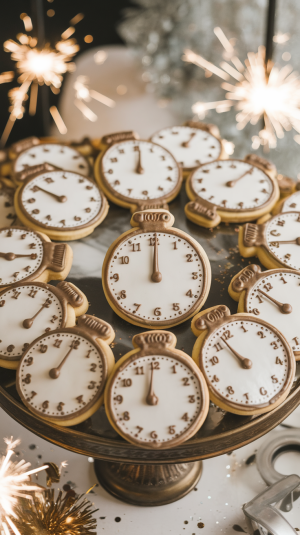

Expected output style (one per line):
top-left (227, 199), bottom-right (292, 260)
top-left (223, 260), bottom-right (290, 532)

top-left (183, 27), bottom-right (300, 149)
top-left (0, 437), bottom-right (47, 535)
top-left (74, 75), bottom-right (116, 122)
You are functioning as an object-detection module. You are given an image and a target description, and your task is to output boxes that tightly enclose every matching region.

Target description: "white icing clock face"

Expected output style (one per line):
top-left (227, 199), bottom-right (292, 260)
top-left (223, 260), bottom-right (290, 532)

top-left (108, 354), bottom-right (205, 447)
top-left (245, 271), bottom-right (300, 354)
top-left (200, 318), bottom-right (290, 410)
top-left (0, 190), bottom-right (15, 226)
top-left (281, 191), bottom-right (300, 213)
top-left (190, 160), bottom-right (274, 210)
top-left (20, 171), bottom-right (102, 230)
top-left (0, 284), bottom-right (63, 360)
top-left (100, 140), bottom-right (180, 201)
top-left (105, 231), bottom-right (205, 325)
top-left (18, 332), bottom-right (105, 421)
top-left (151, 126), bottom-right (221, 170)
top-left (14, 143), bottom-right (90, 176)
top-left (265, 212), bottom-right (300, 270)
top-left (0, 228), bottom-right (43, 288)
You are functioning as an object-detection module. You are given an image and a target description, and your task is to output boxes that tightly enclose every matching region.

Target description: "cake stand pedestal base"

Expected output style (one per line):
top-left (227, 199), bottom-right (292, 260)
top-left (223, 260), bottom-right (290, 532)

top-left (94, 460), bottom-right (203, 506)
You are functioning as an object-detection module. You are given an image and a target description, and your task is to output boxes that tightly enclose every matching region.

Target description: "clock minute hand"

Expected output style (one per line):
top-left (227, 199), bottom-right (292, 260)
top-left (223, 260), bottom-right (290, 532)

top-left (257, 289), bottom-right (292, 314)
top-left (34, 185), bottom-right (67, 203)
top-left (0, 252), bottom-right (37, 260)
top-left (151, 233), bottom-right (162, 283)
top-left (181, 132), bottom-right (196, 148)
top-left (271, 237), bottom-right (300, 245)
top-left (135, 147), bottom-right (145, 174)
top-left (23, 298), bottom-right (52, 329)
top-left (49, 340), bottom-right (79, 379)
top-left (146, 366), bottom-right (159, 405)
top-left (221, 337), bottom-right (252, 369)
top-left (226, 167), bottom-right (254, 187)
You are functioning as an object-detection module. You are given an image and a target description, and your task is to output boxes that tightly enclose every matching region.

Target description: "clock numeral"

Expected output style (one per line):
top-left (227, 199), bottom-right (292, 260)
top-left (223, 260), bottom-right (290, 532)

top-left (46, 215), bottom-right (52, 221)
top-left (154, 307), bottom-right (161, 316)
top-left (186, 290), bottom-right (193, 297)
top-left (74, 216), bottom-right (81, 222)
top-left (0, 300), bottom-right (5, 307)
top-left (27, 198), bottom-right (35, 203)
top-left (123, 411), bottom-right (130, 421)
top-left (221, 200), bottom-right (227, 207)
top-left (57, 402), bottom-right (65, 412)
top-left (27, 391), bottom-right (37, 401)
top-left (238, 202), bottom-right (244, 208)
top-left (54, 339), bottom-right (62, 348)
top-left (122, 378), bottom-right (132, 387)
top-left (29, 289), bottom-right (38, 298)
top-left (133, 303), bottom-right (141, 314)
top-left (168, 425), bottom-right (176, 435)
top-left (244, 393), bottom-right (249, 401)
top-left (142, 191), bottom-right (148, 196)
top-left (149, 237), bottom-right (160, 246)
top-left (45, 177), bottom-right (54, 183)
top-left (241, 325), bottom-right (248, 333)
top-left (118, 149), bottom-right (125, 154)
top-left (42, 400), bottom-right (49, 409)
top-left (21, 233), bottom-right (26, 239)
top-left (135, 426), bottom-right (143, 436)
top-left (111, 273), bottom-right (119, 281)
top-left (51, 315), bottom-right (58, 323)
top-left (212, 375), bottom-right (219, 382)
top-left (76, 395), bottom-right (84, 404)
top-left (284, 254), bottom-right (291, 261)
top-left (173, 303), bottom-right (180, 311)
top-left (40, 344), bottom-right (48, 353)
top-left (114, 395), bottom-right (123, 404)
top-left (186, 254), bottom-right (193, 262)
top-left (210, 356), bottom-right (219, 366)
top-left (222, 330), bottom-right (233, 341)
top-left (270, 241), bottom-right (279, 248)
top-left (260, 387), bottom-right (267, 396)
top-left (188, 395), bottom-right (195, 403)
top-left (270, 341), bottom-right (278, 350)
top-left (270, 230), bottom-right (280, 236)
top-left (7, 345), bottom-right (15, 353)
top-left (12, 289), bottom-right (21, 299)
top-left (182, 377), bottom-right (190, 386)
top-left (23, 374), bottom-right (31, 384)
top-left (120, 256), bottom-right (129, 264)
top-left (29, 243), bottom-right (36, 249)
top-left (160, 155), bottom-right (166, 161)
top-left (271, 375), bottom-right (278, 384)
top-left (127, 189), bottom-right (132, 195)
top-left (277, 220), bottom-right (285, 226)
top-left (173, 242), bottom-right (178, 249)
top-left (257, 331), bottom-right (266, 339)
top-left (182, 413), bottom-right (189, 421)
top-left (86, 350), bottom-right (92, 359)
top-left (263, 283), bottom-right (273, 292)
top-left (88, 381), bottom-right (96, 390)
top-left (227, 386), bottom-right (234, 395)
top-left (25, 357), bottom-right (33, 367)
top-left (133, 145), bottom-right (139, 152)
top-left (135, 366), bottom-right (144, 375)
top-left (276, 356), bottom-right (283, 365)
top-left (150, 361), bottom-right (160, 370)
top-left (256, 294), bottom-right (263, 303)
top-left (252, 308), bottom-right (260, 315)
top-left (120, 290), bottom-right (126, 299)
top-left (192, 272), bottom-right (198, 279)
top-left (150, 431), bottom-right (158, 439)
top-left (131, 243), bottom-right (141, 252)
top-left (280, 277), bottom-right (287, 284)
top-left (292, 336), bottom-right (300, 345)
top-left (90, 363), bottom-right (97, 372)
top-left (297, 214), bottom-right (300, 222)
top-left (60, 220), bottom-right (66, 226)
top-left (213, 343), bottom-right (222, 352)
top-left (85, 207), bottom-right (91, 213)
top-left (107, 169), bottom-right (113, 174)
top-left (110, 157), bottom-right (118, 163)
top-left (22, 343), bottom-right (30, 352)
top-left (158, 186), bottom-right (164, 191)
top-left (6, 230), bottom-right (12, 237)
top-left (71, 340), bottom-right (80, 350)
top-left (32, 209), bottom-right (40, 215)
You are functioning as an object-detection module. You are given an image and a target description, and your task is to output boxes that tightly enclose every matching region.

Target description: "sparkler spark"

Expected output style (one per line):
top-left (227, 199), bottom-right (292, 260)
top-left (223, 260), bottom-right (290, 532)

top-left (74, 75), bottom-right (116, 122)
top-left (183, 29), bottom-right (300, 149)
top-left (0, 437), bottom-right (47, 535)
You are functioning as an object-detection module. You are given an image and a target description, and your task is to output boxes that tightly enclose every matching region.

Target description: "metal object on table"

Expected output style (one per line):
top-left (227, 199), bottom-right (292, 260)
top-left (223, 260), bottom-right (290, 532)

top-left (243, 474), bottom-right (300, 535)
top-left (0, 191), bottom-right (300, 505)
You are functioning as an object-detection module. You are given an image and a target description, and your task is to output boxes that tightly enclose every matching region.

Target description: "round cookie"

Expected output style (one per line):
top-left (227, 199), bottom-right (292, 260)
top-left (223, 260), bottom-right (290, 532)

top-left (185, 155), bottom-right (279, 228)
top-left (0, 281), bottom-right (88, 369)
top-left (15, 168), bottom-right (109, 241)
top-left (239, 212), bottom-right (300, 272)
top-left (272, 185), bottom-right (300, 215)
top-left (150, 121), bottom-right (227, 178)
top-left (229, 264), bottom-right (300, 361)
top-left (102, 209), bottom-right (211, 329)
top-left (0, 226), bottom-right (73, 291)
top-left (191, 305), bottom-right (295, 416)
top-left (94, 131), bottom-right (182, 213)
top-left (104, 330), bottom-right (209, 449)
top-left (17, 314), bottom-right (115, 427)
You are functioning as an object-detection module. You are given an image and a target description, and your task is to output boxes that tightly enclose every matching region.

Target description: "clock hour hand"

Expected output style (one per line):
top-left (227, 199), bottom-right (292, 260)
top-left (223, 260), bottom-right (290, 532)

top-left (226, 167), bottom-right (254, 187)
top-left (257, 289), bottom-right (292, 314)
top-left (151, 233), bottom-right (162, 283)
top-left (271, 237), bottom-right (300, 245)
top-left (181, 132), bottom-right (196, 148)
top-left (135, 147), bottom-right (145, 174)
top-left (23, 298), bottom-right (52, 329)
top-left (49, 340), bottom-right (80, 379)
top-left (33, 185), bottom-right (67, 203)
top-left (0, 252), bottom-right (37, 260)
top-left (146, 366), bottom-right (159, 405)
top-left (221, 337), bottom-right (252, 369)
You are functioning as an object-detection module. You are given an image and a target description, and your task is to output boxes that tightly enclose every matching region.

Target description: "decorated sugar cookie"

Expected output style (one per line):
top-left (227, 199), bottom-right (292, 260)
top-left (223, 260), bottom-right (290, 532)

top-left (105, 330), bottom-right (209, 449)
top-left (185, 155), bottom-right (279, 228)
top-left (14, 165), bottom-right (109, 241)
top-left (102, 209), bottom-right (211, 328)
top-left (191, 305), bottom-right (295, 416)
top-left (150, 121), bottom-right (227, 177)
top-left (94, 131), bottom-right (182, 213)
top-left (276, 174), bottom-right (297, 199)
top-left (17, 314), bottom-right (115, 426)
top-left (0, 281), bottom-right (88, 369)
top-left (0, 226), bottom-right (73, 291)
top-left (0, 180), bottom-right (16, 227)
top-left (239, 212), bottom-right (300, 272)
top-left (229, 264), bottom-right (300, 361)
top-left (9, 137), bottom-right (92, 185)
top-left (272, 183), bottom-right (300, 215)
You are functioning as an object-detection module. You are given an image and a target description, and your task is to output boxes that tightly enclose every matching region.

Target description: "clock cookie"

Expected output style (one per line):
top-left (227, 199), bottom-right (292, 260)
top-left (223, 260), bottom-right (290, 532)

top-left (9, 137), bottom-right (92, 186)
top-left (14, 165), bottom-right (109, 241)
top-left (272, 183), bottom-right (300, 215)
top-left (191, 305), bottom-right (295, 416)
top-left (0, 226), bottom-right (73, 291)
top-left (17, 314), bottom-right (115, 427)
top-left (0, 180), bottom-right (16, 227)
top-left (229, 264), bottom-right (300, 361)
top-left (104, 330), bottom-right (209, 449)
top-left (150, 121), bottom-right (227, 177)
top-left (94, 131), bottom-right (182, 213)
top-left (0, 281), bottom-right (88, 369)
top-left (185, 155), bottom-right (279, 228)
top-left (102, 209), bottom-right (211, 329)
top-left (239, 212), bottom-right (300, 272)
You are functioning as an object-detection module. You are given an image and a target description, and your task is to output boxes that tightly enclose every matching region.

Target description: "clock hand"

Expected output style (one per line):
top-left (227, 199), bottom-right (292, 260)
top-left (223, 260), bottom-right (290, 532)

top-left (226, 167), bottom-right (254, 187)
top-left (23, 298), bottom-right (52, 329)
top-left (256, 289), bottom-right (292, 314)
top-left (33, 185), bottom-right (67, 203)
top-left (135, 147), bottom-right (145, 174)
top-left (49, 340), bottom-right (80, 379)
top-left (271, 237), bottom-right (300, 245)
top-left (146, 366), bottom-right (159, 405)
top-left (221, 337), bottom-right (252, 369)
top-left (151, 233), bottom-right (162, 283)
top-left (181, 132), bottom-right (196, 148)
top-left (0, 252), bottom-right (37, 260)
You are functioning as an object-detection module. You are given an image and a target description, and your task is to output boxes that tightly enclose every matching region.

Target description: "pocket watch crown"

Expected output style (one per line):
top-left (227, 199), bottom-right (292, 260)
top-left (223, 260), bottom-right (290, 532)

top-left (243, 223), bottom-right (259, 247)
top-left (57, 281), bottom-right (84, 306)
top-left (102, 131), bottom-right (139, 146)
top-left (11, 136), bottom-right (40, 155)
top-left (131, 209), bottom-right (173, 227)
top-left (16, 163), bottom-right (60, 184)
top-left (194, 305), bottom-right (230, 333)
top-left (186, 199), bottom-right (216, 221)
top-left (133, 331), bottom-right (176, 349)
top-left (77, 314), bottom-right (114, 341)
top-left (244, 153), bottom-right (276, 174)
top-left (231, 265), bottom-right (261, 292)
top-left (45, 243), bottom-right (67, 271)
top-left (184, 120), bottom-right (220, 138)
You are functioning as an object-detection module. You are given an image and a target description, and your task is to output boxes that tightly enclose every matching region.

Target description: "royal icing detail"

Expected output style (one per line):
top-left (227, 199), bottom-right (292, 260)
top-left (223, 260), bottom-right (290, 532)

top-left (0, 228), bottom-right (43, 287)
top-left (281, 190), bottom-right (300, 213)
top-left (265, 212), bottom-right (300, 270)
top-left (190, 160), bottom-right (274, 210)
top-left (0, 190), bottom-right (15, 226)
top-left (20, 171), bottom-right (102, 229)
top-left (151, 126), bottom-right (221, 169)
top-left (14, 143), bottom-right (90, 176)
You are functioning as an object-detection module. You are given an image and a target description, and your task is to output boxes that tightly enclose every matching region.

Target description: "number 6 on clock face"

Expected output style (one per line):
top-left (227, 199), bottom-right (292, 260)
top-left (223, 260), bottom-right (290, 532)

top-left (102, 210), bottom-right (211, 328)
